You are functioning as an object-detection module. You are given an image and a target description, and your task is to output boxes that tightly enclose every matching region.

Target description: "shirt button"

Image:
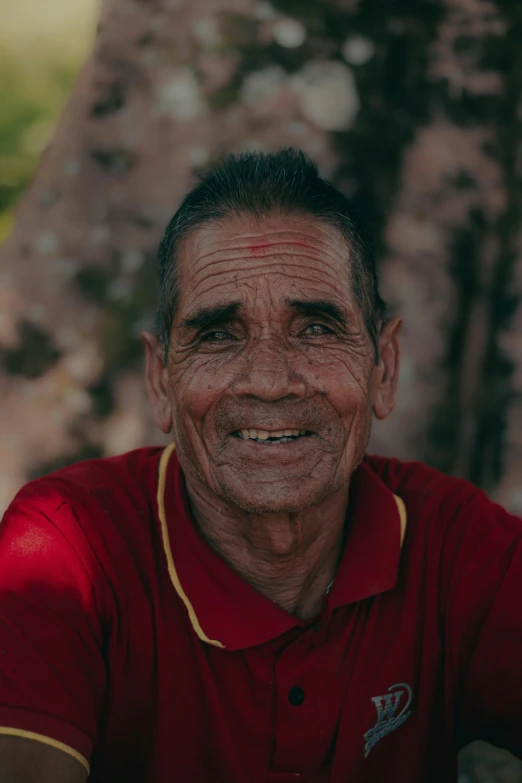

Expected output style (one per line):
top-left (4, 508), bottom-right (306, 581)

top-left (288, 686), bottom-right (305, 706)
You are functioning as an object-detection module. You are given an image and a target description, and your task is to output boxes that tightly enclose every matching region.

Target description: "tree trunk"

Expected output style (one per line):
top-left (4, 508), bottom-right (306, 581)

top-left (1, 0), bottom-right (521, 778)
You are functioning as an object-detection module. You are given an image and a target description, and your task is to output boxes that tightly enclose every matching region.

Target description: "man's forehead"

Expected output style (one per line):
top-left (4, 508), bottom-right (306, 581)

top-left (173, 215), bottom-right (361, 328)
top-left (182, 213), bottom-right (348, 260)
top-left (172, 214), bottom-right (356, 320)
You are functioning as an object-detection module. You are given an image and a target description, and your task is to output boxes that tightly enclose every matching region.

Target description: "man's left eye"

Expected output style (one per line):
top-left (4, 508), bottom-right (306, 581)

top-left (200, 331), bottom-right (234, 342)
top-left (304, 324), bottom-right (333, 336)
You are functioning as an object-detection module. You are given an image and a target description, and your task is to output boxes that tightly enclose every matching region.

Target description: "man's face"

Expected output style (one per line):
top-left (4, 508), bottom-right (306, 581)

top-left (146, 213), bottom-right (399, 514)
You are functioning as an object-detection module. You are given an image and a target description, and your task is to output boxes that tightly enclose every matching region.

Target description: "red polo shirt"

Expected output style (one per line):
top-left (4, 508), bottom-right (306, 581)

top-left (1, 444), bottom-right (522, 782)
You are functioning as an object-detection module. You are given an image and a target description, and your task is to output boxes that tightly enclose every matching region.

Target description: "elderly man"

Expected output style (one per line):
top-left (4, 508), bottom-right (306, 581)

top-left (0, 148), bottom-right (521, 783)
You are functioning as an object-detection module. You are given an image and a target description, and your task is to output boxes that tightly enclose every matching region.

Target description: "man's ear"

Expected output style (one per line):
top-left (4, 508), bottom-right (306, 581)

top-left (372, 317), bottom-right (402, 421)
top-left (141, 332), bottom-right (173, 434)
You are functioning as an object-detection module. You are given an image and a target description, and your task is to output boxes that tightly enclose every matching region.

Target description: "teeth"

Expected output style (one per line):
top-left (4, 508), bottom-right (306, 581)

top-left (238, 428), bottom-right (305, 440)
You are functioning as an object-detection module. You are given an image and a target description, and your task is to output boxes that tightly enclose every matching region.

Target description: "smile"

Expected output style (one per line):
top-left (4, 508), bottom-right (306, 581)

top-left (233, 429), bottom-right (313, 445)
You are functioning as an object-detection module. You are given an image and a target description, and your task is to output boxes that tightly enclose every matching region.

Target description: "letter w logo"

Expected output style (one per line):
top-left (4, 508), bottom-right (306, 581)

top-left (371, 691), bottom-right (402, 725)
top-left (364, 683), bottom-right (413, 757)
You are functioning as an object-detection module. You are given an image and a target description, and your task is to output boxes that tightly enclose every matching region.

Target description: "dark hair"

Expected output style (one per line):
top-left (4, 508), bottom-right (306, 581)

top-left (156, 148), bottom-right (387, 363)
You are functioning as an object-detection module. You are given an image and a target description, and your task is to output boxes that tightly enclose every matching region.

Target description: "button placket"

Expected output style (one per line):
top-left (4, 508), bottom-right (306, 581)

top-left (271, 637), bottom-right (318, 774)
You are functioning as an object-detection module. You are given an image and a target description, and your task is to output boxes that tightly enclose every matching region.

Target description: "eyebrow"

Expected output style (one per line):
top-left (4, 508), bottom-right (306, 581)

top-left (286, 299), bottom-right (348, 329)
top-left (179, 302), bottom-right (241, 331)
top-left (179, 298), bottom-right (348, 332)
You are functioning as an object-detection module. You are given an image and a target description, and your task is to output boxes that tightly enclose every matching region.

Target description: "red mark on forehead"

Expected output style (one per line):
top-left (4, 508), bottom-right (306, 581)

top-left (248, 241), bottom-right (311, 256)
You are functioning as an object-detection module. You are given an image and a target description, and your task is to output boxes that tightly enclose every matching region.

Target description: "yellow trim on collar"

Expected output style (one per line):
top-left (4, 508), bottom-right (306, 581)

top-left (158, 444), bottom-right (407, 645)
top-left (157, 443), bottom-right (224, 648)
top-left (0, 727), bottom-right (90, 774)
top-left (393, 494), bottom-right (407, 548)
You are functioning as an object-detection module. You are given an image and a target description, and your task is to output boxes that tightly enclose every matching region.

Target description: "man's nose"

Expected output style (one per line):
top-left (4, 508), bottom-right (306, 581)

top-left (233, 341), bottom-right (307, 402)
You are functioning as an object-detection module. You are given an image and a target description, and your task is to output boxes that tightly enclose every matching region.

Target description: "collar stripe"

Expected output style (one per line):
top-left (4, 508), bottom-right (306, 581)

top-left (157, 444), bottom-right (224, 648)
top-left (0, 728), bottom-right (89, 774)
top-left (158, 446), bottom-right (407, 648)
top-left (394, 494), bottom-right (407, 548)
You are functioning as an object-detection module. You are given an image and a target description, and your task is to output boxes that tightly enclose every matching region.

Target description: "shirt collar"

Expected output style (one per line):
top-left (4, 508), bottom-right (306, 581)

top-left (157, 444), bottom-right (406, 651)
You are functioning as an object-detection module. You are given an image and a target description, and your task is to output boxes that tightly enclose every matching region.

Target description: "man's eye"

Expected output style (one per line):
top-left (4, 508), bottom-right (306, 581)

top-left (303, 323), bottom-right (334, 336)
top-left (200, 331), bottom-right (235, 343)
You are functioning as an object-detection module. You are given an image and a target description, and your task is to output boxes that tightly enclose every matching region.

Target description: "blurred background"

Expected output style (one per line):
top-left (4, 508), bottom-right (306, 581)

top-left (1, 0), bottom-right (522, 778)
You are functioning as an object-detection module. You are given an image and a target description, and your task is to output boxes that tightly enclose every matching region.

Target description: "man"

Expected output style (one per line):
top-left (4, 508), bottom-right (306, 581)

top-left (0, 148), bottom-right (521, 783)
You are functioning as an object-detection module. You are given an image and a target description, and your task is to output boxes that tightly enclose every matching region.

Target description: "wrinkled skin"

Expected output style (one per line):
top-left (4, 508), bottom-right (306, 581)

top-left (143, 213), bottom-right (401, 617)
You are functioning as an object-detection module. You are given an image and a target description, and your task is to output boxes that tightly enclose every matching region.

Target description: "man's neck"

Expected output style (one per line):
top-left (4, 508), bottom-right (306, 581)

top-left (184, 479), bottom-right (350, 621)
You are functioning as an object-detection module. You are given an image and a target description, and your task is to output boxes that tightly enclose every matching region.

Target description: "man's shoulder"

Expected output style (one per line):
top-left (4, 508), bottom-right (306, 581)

top-left (363, 453), bottom-right (485, 520)
top-left (3, 446), bottom-right (166, 533)
top-left (363, 453), bottom-right (469, 496)
top-left (1, 447), bottom-right (168, 604)
top-left (364, 453), bottom-right (522, 543)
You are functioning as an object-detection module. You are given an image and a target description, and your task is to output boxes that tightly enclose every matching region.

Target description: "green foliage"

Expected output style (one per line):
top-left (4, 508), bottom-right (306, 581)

top-left (0, 50), bottom-right (78, 241)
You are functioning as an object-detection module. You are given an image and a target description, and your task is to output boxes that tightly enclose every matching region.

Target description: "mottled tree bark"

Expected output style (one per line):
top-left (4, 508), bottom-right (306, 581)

top-left (1, 0), bottom-right (522, 778)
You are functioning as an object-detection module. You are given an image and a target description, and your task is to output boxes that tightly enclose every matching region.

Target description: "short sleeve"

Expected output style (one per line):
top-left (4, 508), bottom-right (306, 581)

top-left (0, 482), bottom-right (108, 773)
top-left (442, 490), bottom-right (522, 756)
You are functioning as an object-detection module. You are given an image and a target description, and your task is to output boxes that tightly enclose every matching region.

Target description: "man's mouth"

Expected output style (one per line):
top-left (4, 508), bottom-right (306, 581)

top-left (232, 428), bottom-right (313, 445)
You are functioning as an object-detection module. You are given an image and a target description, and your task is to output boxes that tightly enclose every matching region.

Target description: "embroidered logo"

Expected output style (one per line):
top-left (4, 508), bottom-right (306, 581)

top-left (363, 682), bottom-right (413, 758)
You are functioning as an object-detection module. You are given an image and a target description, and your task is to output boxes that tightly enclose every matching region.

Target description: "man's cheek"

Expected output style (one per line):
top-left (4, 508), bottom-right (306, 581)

top-left (172, 413), bottom-right (212, 475)
top-left (170, 364), bottom-right (219, 417)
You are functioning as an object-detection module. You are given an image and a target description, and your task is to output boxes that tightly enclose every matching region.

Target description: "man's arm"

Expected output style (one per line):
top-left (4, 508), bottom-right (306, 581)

top-left (0, 485), bottom-right (108, 779)
top-left (442, 489), bottom-right (522, 754)
top-left (0, 736), bottom-right (87, 783)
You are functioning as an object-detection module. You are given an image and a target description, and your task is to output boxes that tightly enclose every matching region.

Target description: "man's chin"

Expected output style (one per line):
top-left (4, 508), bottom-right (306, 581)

top-left (218, 480), bottom-right (329, 516)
